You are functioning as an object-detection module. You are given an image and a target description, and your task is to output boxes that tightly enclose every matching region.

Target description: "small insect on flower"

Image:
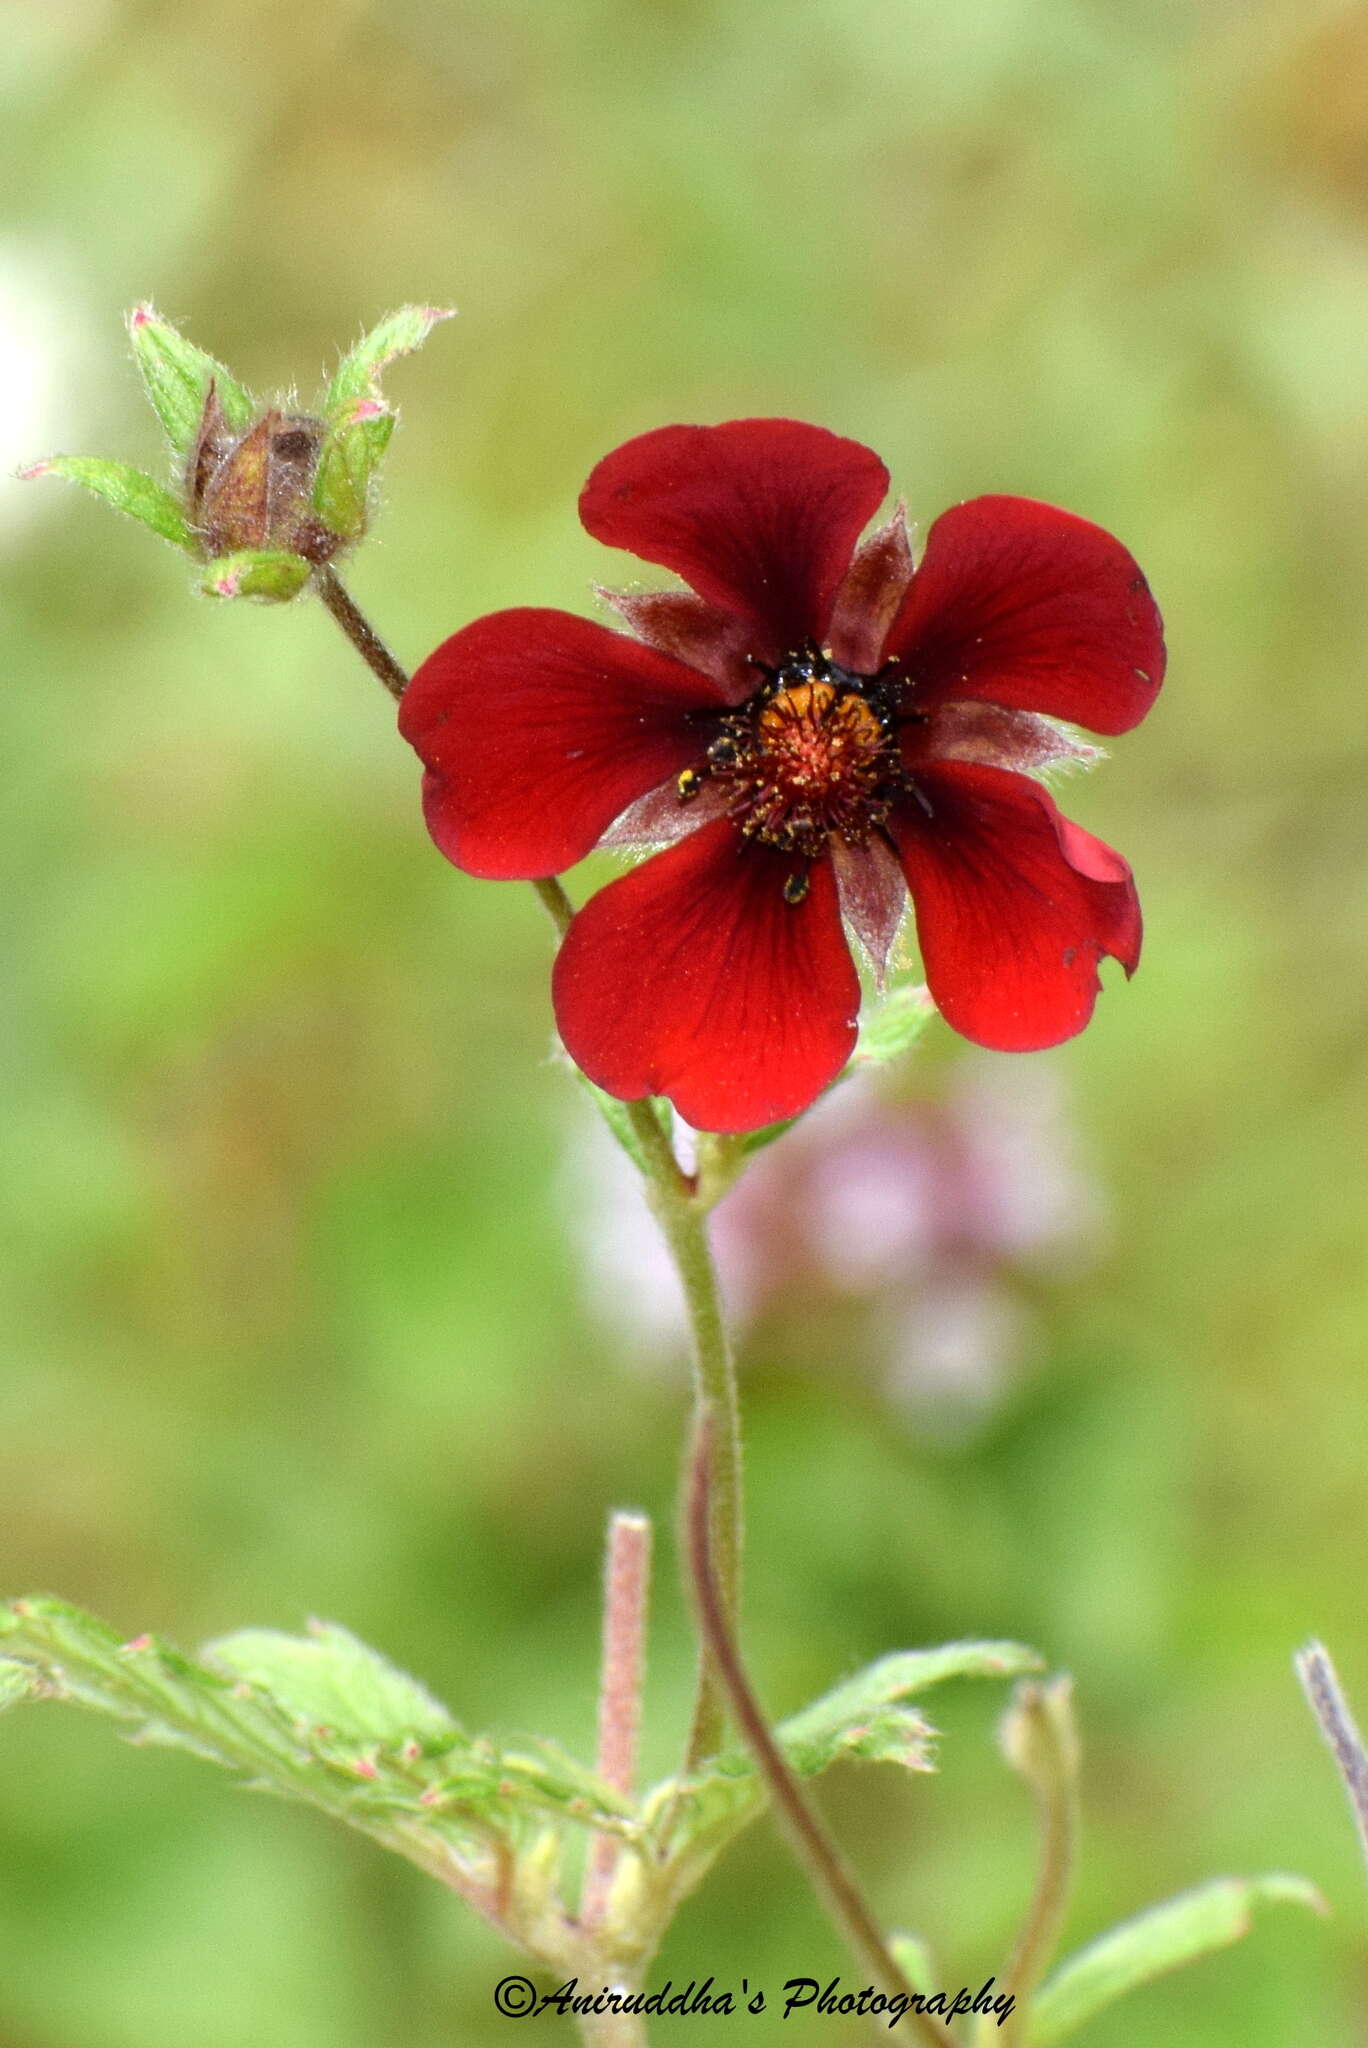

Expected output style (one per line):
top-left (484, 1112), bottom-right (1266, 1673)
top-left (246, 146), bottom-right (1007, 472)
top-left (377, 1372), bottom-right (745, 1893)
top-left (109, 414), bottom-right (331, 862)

top-left (401, 420), bottom-right (1164, 1132)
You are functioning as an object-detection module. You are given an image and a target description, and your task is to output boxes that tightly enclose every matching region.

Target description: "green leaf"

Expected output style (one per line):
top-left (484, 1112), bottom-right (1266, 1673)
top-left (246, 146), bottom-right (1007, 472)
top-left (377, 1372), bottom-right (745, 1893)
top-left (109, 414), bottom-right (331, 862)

top-left (312, 405), bottom-right (396, 540)
top-left (779, 1640), bottom-right (1044, 1769)
top-left (0, 1598), bottom-right (629, 1855)
top-left (1028, 1875), bottom-right (1326, 2045)
top-left (200, 550), bottom-right (313, 602)
top-left (624, 1640), bottom-right (1041, 1974)
top-left (701, 1639), bottom-right (1043, 1790)
top-left (204, 1622), bottom-right (457, 1747)
top-left (19, 455), bottom-right (193, 548)
top-left (324, 306), bottom-right (454, 418)
top-left (854, 981), bottom-right (937, 1066)
top-left (129, 305), bottom-right (255, 452)
top-left (644, 1641), bottom-right (1041, 1889)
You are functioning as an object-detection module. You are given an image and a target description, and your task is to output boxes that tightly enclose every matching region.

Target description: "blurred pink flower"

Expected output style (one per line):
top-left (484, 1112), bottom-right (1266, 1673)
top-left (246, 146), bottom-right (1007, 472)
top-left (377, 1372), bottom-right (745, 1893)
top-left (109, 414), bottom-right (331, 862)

top-left (568, 1059), bottom-right (1103, 1436)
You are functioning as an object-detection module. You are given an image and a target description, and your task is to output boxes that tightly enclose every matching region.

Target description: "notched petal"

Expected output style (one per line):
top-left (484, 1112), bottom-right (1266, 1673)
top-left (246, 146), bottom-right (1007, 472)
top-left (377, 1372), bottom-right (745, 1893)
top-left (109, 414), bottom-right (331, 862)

top-left (889, 761), bottom-right (1141, 1052)
top-left (885, 495), bottom-right (1165, 736)
top-left (580, 419), bottom-right (889, 654)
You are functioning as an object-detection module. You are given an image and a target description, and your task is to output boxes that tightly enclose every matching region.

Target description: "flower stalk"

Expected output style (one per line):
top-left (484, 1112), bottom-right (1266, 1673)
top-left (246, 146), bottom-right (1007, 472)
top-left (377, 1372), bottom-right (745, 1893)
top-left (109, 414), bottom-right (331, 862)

top-left (313, 569), bottom-right (745, 1767)
top-left (314, 564), bottom-right (409, 701)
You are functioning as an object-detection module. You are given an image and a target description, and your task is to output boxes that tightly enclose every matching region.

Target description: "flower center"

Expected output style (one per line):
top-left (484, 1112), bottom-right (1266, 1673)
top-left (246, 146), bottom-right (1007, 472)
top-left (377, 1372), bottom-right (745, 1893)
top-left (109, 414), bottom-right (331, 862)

top-left (680, 651), bottom-right (902, 871)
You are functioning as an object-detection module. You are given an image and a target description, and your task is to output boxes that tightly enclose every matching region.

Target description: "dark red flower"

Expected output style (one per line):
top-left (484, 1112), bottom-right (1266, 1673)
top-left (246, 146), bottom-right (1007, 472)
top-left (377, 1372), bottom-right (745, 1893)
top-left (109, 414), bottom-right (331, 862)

top-left (401, 421), bottom-right (1164, 1133)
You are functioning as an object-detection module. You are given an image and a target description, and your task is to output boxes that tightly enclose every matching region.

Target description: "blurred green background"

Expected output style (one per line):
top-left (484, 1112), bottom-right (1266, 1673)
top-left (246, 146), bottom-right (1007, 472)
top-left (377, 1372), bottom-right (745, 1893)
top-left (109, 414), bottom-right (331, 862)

top-left (3, 0), bottom-right (1368, 2040)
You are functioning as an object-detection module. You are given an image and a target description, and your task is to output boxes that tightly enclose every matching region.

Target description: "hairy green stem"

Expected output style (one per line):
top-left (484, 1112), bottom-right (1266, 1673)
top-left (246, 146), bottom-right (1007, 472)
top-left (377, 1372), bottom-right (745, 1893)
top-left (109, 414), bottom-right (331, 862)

top-left (314, 565), bottom-right (410, 700)
top-left (648, 1186), bottom-right (742, 1767)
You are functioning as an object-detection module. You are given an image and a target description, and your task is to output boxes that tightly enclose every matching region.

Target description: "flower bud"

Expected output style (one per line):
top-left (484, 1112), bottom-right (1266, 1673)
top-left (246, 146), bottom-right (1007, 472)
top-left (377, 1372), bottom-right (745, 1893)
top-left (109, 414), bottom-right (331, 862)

top-left (19, 303), bottom-right (452, 601)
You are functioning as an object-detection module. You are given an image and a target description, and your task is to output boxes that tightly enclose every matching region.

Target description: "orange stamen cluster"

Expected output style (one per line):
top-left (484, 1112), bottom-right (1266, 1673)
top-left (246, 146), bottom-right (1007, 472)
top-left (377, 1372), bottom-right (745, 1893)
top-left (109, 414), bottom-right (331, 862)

top-left (700, 659), bottom-right (900, 859)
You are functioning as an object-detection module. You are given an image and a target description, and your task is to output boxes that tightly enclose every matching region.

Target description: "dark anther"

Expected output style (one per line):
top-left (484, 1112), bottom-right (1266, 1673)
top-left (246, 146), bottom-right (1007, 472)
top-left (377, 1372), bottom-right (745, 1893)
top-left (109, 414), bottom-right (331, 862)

top-left (707, 734), bottom-right (740, 769)
top-left (676, 767), bottom-right (704, 801)
top-left (782, 871), bottom-right (810, 906)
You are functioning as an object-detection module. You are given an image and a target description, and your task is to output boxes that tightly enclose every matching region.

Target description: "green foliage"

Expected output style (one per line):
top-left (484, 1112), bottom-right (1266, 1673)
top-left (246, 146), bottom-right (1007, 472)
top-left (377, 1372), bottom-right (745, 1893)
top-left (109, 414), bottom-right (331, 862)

top-left (1027, 1876), bottom-right (1326, 2045)
top-left (129, 305), bottom-right (255, 453)
top-left (323, 307), bottom-right (454, 419)
top-left (0, 1598), bottom-right (629, 1859)
top-left (0, 1598), bottom-right (1046, 1985)
top-left (19, 455), bottom-right (194, 548)
top-left (312, 407), bottom-right (397, 541)
top-left (627, 1639), bottom-right (1044, 1959)
top-left (854, 981), bottom-right (937, 1066)
top-left (780, 1640), bottom-right (1042, 1773)
top-left (204, 1621), bottom-right (463, 1747)
top-left (199, 550), bottom-right (313, 602)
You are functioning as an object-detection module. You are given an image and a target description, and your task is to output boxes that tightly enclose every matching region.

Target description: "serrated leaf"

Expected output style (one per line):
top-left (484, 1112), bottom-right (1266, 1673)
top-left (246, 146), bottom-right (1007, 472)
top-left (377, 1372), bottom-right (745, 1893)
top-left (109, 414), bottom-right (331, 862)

top-left (200, 550), bottom-right (312, 602)
top-left (779, 1702), bottom-right (936, 1777)
top-left (129, 305), bottom-right (255, 451)
top-left (854, 981), bottom-right (937, 1066)
top-left (779, 1640), bottom-right (1044, 1767)
top-left (0, 1597), bottom-right (629, 1873)
top-left (19, 455), bottom-right (193, 548)
top-left (641, 1638), bottom-right (1041, 1914)
top-left (618, 1641), bottom-right (1042, 1978)
top-left (312, 406), bottom-right (395, 539)
top-left (204, 1622), bottom-right (457, 1747)
top-left (1028, 1875), bottom-right (1326, 2045)
top-left (324, 306), bottom-right (453, 418)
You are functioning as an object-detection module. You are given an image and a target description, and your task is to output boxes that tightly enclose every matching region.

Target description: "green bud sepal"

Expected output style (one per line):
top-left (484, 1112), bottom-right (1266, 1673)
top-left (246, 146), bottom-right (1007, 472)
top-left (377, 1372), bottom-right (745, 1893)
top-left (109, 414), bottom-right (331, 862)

top-left (19, 303), bottom-right (452, 601)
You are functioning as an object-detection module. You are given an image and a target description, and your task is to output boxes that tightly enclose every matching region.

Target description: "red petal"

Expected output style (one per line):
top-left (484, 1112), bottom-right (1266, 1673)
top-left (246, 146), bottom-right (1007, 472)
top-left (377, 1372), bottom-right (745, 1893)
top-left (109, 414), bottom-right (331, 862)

top-left (552, 819), bottom-right (860, 1132)
top-left (400, 609), bottom-right (727, 879)
top-left (884, 496), bottom-right (1164, 735)
top-left (579, 420), bottom-right (889, 656)
top-left (826, 501), bottom-right (915, 672)
top-left (889, 762), bottom-right (1141, 1052)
